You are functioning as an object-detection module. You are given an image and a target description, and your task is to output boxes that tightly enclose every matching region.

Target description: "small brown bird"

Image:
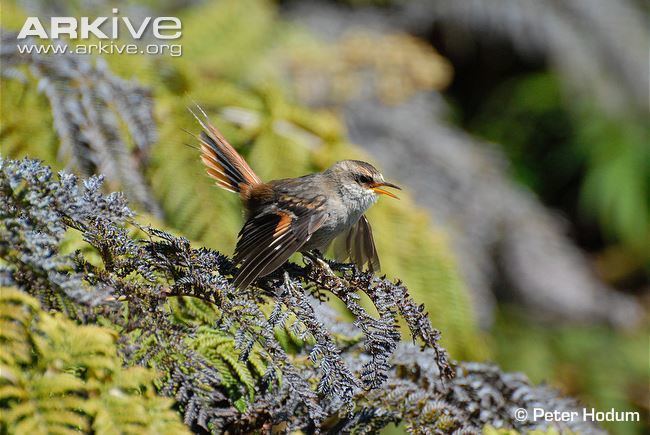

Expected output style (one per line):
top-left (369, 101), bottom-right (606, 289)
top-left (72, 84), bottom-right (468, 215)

top-left (192, 109), bottom-right (400, 289)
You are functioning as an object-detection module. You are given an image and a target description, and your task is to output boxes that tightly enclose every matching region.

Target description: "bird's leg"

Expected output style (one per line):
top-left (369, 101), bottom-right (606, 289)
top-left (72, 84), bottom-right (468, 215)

top-left (303, 250), bottom-right (335, 276)
top-left (301, 250), bottom-right (334, 300)
top-left (302, 250), bottom-right (355, 298)
top-left (301, 249), bottom-right (319, 265)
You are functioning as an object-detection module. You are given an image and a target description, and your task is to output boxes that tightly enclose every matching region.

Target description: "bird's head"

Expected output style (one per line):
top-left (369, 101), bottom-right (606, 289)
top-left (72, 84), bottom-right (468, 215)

top-left (326, 160), bottom-right (401, 202)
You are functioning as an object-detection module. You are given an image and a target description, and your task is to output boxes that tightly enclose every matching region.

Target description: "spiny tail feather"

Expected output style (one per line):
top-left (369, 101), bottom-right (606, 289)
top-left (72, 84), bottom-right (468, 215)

top-left (191, 106), bottom-right (261, 194)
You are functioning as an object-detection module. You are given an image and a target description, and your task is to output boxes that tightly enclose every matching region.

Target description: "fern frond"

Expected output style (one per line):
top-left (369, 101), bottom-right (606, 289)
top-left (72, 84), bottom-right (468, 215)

top-left (0, 288), bottom-right (188, 435)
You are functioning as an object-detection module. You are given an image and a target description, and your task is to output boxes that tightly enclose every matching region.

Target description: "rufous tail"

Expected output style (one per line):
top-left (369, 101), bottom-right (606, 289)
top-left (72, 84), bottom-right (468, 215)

top-left (191, 106), bottom-right (262, 195)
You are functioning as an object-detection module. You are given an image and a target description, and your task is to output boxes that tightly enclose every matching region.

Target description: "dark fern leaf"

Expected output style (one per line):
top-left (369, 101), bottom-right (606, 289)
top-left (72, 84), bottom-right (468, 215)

top-left (0, 157), bottom-right (604, 434)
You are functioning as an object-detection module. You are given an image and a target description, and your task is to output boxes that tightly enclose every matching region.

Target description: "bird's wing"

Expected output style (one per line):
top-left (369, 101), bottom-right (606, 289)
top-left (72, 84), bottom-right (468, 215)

top-left (233, 200), bottom-right (327, 289)
top-left (334, 214), bottom-right (380, 272)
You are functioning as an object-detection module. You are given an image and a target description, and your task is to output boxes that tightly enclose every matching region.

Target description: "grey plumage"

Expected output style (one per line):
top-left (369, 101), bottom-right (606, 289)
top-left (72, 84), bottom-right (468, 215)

top-left (195, 112), bottom-right (399, 289)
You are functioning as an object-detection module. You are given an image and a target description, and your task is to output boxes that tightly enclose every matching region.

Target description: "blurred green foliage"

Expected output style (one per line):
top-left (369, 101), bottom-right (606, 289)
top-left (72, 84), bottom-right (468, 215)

top-left (482, 426), bottom-right (569, 435)
top-left (470, 73), bottom-right (649, 261)
top-left (493, 307), bottom-right (649, 435)
top-left (1, 80), bottom-right (59, 167)
top-left (285, 30), bottom-right (453, 105)
top-left (469, 72), bottom-right (648, 435)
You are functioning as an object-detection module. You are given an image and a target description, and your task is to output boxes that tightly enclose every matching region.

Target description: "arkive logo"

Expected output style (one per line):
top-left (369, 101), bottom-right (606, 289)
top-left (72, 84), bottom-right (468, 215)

top-left (17, 8), bottom-right (181, 40)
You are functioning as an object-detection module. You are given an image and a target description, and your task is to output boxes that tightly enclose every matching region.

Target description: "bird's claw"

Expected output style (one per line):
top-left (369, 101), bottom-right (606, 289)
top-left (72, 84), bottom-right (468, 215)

top-left (316, 257), bottom-right (335, 276)
top-left (303, 251), bottom-right (335, 276)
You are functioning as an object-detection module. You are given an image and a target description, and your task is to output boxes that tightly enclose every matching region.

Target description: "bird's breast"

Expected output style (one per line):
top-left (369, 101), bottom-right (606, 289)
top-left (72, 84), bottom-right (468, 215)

top-left (302, 191), bottom-right (375, 252)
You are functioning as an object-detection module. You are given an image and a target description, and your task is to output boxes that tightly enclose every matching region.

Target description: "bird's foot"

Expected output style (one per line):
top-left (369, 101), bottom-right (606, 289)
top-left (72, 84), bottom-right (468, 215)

top-left (316, 257), bottom-right (335, 276)
top-left (303, 250), bottom-right (335, 276)
top-left (303, 251), bottom-right (353, 293)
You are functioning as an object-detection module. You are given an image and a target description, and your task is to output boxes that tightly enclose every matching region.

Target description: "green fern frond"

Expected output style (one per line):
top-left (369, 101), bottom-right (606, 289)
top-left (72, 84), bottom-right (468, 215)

top-left (188, 327), bottom-right (267, 404)
top-left (171, 297), bottom-right (221, 325)
top-left (0, 288), bottom-right (188, 435)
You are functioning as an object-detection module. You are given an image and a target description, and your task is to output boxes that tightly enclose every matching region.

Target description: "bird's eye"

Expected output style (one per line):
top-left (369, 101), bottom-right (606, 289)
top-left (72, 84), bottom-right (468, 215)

top-left (356, 174), bottom-right (373, 184)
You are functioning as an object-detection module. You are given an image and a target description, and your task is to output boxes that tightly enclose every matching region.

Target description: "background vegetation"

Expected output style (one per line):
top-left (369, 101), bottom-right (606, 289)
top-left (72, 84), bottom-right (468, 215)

top-left (1, 0), bottom-right (648, 433)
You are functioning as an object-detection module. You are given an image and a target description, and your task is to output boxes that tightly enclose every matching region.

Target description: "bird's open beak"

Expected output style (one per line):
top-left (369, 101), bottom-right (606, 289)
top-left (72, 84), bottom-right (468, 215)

top-left (371, 181), bottom-right (401, 199)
